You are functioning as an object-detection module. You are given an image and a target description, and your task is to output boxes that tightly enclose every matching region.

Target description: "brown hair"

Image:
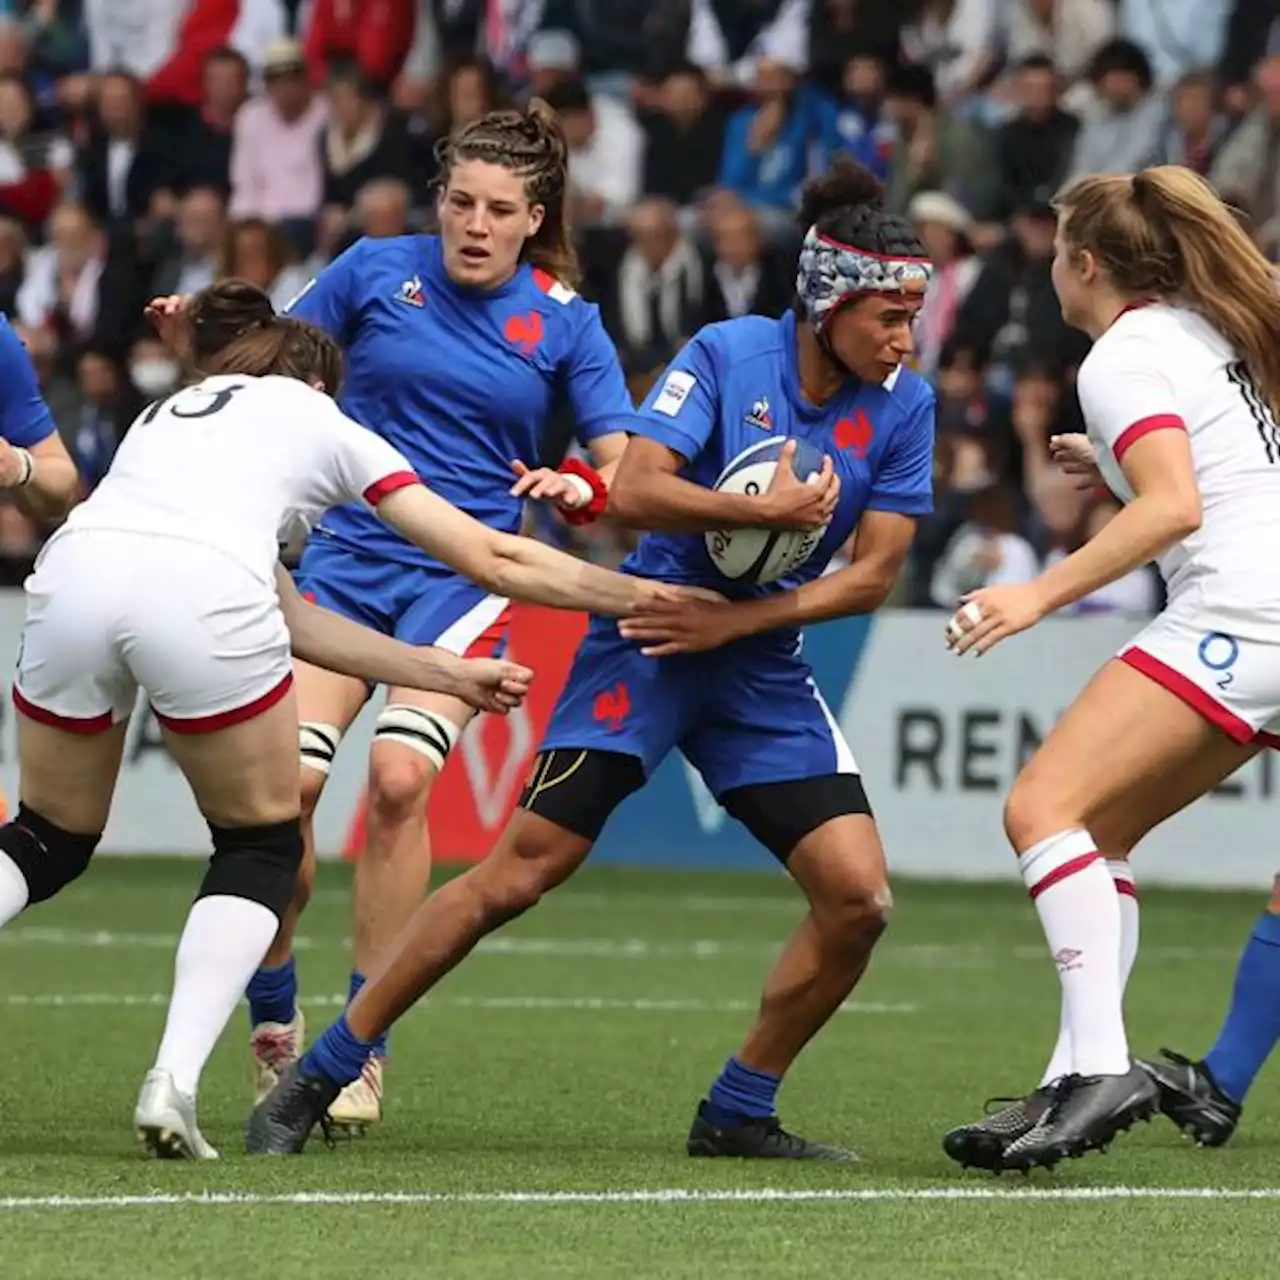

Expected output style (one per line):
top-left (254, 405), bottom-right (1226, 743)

top-left (434, 97), bottom-right (579, 287)
top-left (185, 278), bottom-right (344, 393)
top-left (1055, 165), bottom-right (1280, 420)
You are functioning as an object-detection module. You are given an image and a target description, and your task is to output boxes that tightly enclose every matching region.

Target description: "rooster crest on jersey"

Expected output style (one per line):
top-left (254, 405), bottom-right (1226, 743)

top-left (745, 396), bottom-right (772, 430)
top-left (396, 276), bottom-right (425, 308)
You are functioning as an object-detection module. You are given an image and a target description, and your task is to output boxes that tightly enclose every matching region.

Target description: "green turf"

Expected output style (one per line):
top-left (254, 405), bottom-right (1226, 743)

top-left (0, 858), bottom-right (1275, 1279)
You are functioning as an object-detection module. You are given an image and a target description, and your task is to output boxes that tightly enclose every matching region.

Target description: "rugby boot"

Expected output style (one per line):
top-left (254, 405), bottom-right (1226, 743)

top-left (687, 1101), bottom-right (857, 1162)
top-left (251, 1009), bottom-right (306, 1105)
top-left (1138, 1049), bottom-right (1241, 1148)
top-left (134, 1068), bottom-right (219, 1160)
top-left (942, 1085), bottom-right (1057, 1171)
top-left (245, 1061), bottom-right (340, 1155)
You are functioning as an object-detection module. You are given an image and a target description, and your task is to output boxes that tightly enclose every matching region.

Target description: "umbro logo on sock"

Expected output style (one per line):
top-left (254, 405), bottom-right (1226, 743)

top-left (1053, 947), bottom-right (1083, 972)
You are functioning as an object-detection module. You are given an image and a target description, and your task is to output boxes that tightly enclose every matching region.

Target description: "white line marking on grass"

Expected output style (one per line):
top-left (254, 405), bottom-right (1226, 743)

top-left (1, 1187), bottom-right (1278, 1212)
top-left (0, 927), bottom-right (1234, 964)
top-left (0, 993), bottom-right (915, 1015)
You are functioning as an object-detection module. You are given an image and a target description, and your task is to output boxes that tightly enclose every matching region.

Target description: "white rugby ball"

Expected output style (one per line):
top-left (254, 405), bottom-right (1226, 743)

top-left (705, 437), bottom-right (831, 585)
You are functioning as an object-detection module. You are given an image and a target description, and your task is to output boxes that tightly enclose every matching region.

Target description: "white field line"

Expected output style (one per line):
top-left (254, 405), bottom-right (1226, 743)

top-left (0, 926), bottom-right (1234, 964)
top-left (1, 1187), bottom-right (1278, 1212)
top-left (0, 992), bottom-right (914, 1015)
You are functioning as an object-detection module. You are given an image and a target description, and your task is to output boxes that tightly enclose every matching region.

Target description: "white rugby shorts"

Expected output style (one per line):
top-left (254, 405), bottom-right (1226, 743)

top-left (1119, 604), bottom-right (1280, 749)
top-left (14, 530), bottom-right (293, 734)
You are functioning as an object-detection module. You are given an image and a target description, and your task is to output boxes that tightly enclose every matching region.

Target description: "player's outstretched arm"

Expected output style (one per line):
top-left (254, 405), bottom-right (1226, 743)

top-left (274, 566), bottom-right (532, 713)
top-left (373, 483), bottom-right (717, 616)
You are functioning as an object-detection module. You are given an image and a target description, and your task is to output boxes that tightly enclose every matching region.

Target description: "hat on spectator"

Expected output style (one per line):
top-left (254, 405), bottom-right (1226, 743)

top-left (263, 39), bottom-right (307, 78)
top-left (528, 30), bottom-right (582, 73)
top-left (907, 191), bottom-right (973, 236)
top-left (1015, 184), bottom-right (1058, 222)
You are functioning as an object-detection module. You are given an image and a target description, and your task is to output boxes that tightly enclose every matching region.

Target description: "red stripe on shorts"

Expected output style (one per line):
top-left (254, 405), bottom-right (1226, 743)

top-left (12, 686), bottom-right (114, 734)
top-left (1119, 646), bottom-right (1254, 744)
top-left (153, 672), bottom-right (294, 735)
top-left (464, 605), bottom-right (514, 658)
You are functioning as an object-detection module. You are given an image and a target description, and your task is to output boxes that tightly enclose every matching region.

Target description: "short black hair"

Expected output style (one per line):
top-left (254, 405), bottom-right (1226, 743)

top-left (1016, 54), bottom-right (1058, 76)
top-left (1088, 38), bottom-right (1154, 92)
top-left (884, 62), bottom-right (936, 109)
top-left (543, 78), bottom-right (591, 116)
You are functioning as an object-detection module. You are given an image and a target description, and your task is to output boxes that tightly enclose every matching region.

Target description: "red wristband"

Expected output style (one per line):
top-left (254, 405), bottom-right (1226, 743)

top-left (558, 457), bottom-right (608, 526)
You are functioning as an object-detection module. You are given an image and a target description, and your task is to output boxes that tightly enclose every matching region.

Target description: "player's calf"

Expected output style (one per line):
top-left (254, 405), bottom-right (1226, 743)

top-left (0, 803), bottom-right (100, 925)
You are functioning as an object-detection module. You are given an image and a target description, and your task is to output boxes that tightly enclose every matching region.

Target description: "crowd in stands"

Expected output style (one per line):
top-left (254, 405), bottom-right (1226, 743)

top-left (0, 0), bottom-right (1272, 614)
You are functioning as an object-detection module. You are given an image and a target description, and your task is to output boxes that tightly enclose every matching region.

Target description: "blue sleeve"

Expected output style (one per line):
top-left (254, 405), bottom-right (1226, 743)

top-left (867, 386), bottom-right (936, 516)
top-left (632, 331), bottom-right (722, 464)
top-left (565, 306), bottom-right (637, 444)
top-left (284, 238), bottom-right (368, 342)
top-left (0, 318), bottom-right (55, 447)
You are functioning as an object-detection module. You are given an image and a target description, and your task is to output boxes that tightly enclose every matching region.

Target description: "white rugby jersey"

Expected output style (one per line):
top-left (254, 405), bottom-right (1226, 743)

top-left (55, 374), bottom-right (416, 584)
top-left (1077, 302), bottom-right (1280, 628)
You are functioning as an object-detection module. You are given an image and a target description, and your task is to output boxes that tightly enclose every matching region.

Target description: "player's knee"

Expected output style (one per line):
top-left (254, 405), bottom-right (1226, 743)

top-left (817, 875), bottom-right (892, 950)
top-left (1002, 773), bottom-right (1063, 852)
top-left (200, 817), bottom-right (304, 921)
top-left (479, 821), bottom-right (576, 924)
top-left (368, 704), bottom-right (461, 825)
top-left (0, 804), bottom-right (100, 906)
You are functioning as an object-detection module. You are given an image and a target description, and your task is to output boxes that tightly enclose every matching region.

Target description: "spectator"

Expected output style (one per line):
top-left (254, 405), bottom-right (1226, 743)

top-left (1158, 68), bottom-right (1229, 173)
top-left (305, 0), bottom-right (417, 91)
top-left (77, 71), bottom-right (174, 229)
top-left (907, 191), bottom-right (980, 379)
top-left (606, 196), bottom-right (703, 374)
top-left (1210, 53), bottom-right (1280, 255)
top-left (438, 57), bottom-right (503, 135)
top-left (68, 345), bottom-right (142, 492)
top-left (816, 51), bottom-right (895, 182)
top-left (0, 71), bottom-right (71, 233)
top-left (717, 57), bottom-right (815, 232)
top-left (0, 213), bottom-right (24, 316)
top-left (1001, 0), bottom-right (1116, 104)
top-left (1067, 38), bottom-right (1166, 180)
top-left (808, 0), bottom-right (906, 92)
top-left (700, 199), bottom-right (792, 323)
top-left (321, 62), bottom-right (414, 216)
top-left (882, 61), bottom-right (1000, 220)
top-left (16, 201), bottom-right (107, 350)
top-left (352, 175), bottom-right (411, 239)
top-left (1119, 0), bottom-right (1230, 88)
top-left (524, 28), bottom-right (584, 100)
top-left (229, 39), bottom-right (327, 255)
top-left (83, 0), bottom-right (186, 86)
top-left (993, 55), bottom-right (1079, 221)
top-left (676, 0), bottom-right (812, 87)
top-left (127, 333), bottom-right (182, 400)
top-left (151, 184), bottom-right (226, 296)
top-left (219, 217), bottom-right (310, 313)
top-left (544, 76), bottom-right (644, 227)
top-left (929, 478), bottom-right (1040, 609)
top-left (953, 194), bottom-right (1073, 394)
top-left (901, 0), bottom-right (1001, 109)
top-left (166, 45), bottom-right (249, 198)
top-left (639, 62), bottom-right (727, 213)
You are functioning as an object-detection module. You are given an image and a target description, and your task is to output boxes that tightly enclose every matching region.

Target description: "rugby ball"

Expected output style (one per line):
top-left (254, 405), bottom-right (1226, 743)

top-left (705, 437), bottom-right (830, 585)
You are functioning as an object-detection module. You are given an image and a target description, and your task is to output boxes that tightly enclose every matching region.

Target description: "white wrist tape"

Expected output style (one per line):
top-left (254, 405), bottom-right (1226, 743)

top-left (561, 471), bottom-right (594, 508)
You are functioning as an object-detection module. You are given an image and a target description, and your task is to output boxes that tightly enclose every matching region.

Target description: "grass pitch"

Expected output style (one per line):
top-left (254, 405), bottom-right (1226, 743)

top-left (0, 858), bottom-right (1275, 1278)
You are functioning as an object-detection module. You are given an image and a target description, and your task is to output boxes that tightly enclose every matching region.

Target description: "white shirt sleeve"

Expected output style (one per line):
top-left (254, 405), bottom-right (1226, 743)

top-left (304, 392), bottom-right (418, 509)
top-left (1076, 327), bottom-right (1186, 464)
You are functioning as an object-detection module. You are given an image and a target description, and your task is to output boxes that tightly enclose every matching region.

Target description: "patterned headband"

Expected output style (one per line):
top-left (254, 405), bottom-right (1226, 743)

top-left (796, 226), bottom-right (933, 331)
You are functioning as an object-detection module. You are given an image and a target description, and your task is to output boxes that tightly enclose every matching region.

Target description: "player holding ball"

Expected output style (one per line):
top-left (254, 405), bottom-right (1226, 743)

top-left (248, 157), bottom-right (937, 1161)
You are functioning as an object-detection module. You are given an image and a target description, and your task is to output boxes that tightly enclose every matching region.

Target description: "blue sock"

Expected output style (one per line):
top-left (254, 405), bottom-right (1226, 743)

top-left (301, 1014), bottom-right (373, 1088)
top-left (246, 956), bottom-right (297, 1027)
top-left (348, 971), bottom-right (389, 1059)
top-left (1203, 911), bottom-right (1280, 1103)
top-left (703, 1056), bottom-right (781, 1125)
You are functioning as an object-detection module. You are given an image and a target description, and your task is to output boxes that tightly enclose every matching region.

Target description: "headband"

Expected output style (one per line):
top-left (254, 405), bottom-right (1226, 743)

top-left (796, 226), bottom-right (933, 331)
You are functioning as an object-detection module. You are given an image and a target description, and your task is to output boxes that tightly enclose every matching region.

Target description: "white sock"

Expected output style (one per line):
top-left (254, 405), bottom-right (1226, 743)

top-left (153, 895), bottom-right (278, 1098)
top-left (1037, 858), bottom-right (1141, 1086)
top-left (0, 850), bottom-right (29, 926)
top-left (1020, 830), bottom-right (1129, 1077)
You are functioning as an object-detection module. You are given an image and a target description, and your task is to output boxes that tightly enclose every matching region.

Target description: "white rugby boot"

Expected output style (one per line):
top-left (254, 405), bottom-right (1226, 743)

top-left (327, 1055), bottom-right (384, 1137)
top-left (134, 1068), bottom-right (219, 1160)
top-left (251, 1010), bottom-right (306, 1105)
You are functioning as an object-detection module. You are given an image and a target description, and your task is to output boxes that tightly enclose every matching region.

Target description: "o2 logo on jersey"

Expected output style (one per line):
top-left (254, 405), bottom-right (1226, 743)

top-left (1198, 631), bottom-right (1240, 690)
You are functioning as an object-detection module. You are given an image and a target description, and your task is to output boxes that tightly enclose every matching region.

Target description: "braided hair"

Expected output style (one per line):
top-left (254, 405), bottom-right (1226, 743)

top-left (796, 157), bottom-right (926, 272)
top-left (434, 98), bottom-right (579, 288)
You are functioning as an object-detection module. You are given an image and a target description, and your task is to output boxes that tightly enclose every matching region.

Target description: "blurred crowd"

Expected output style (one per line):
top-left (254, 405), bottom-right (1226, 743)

top-left (0, 0), bottom-right (1273, 614)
